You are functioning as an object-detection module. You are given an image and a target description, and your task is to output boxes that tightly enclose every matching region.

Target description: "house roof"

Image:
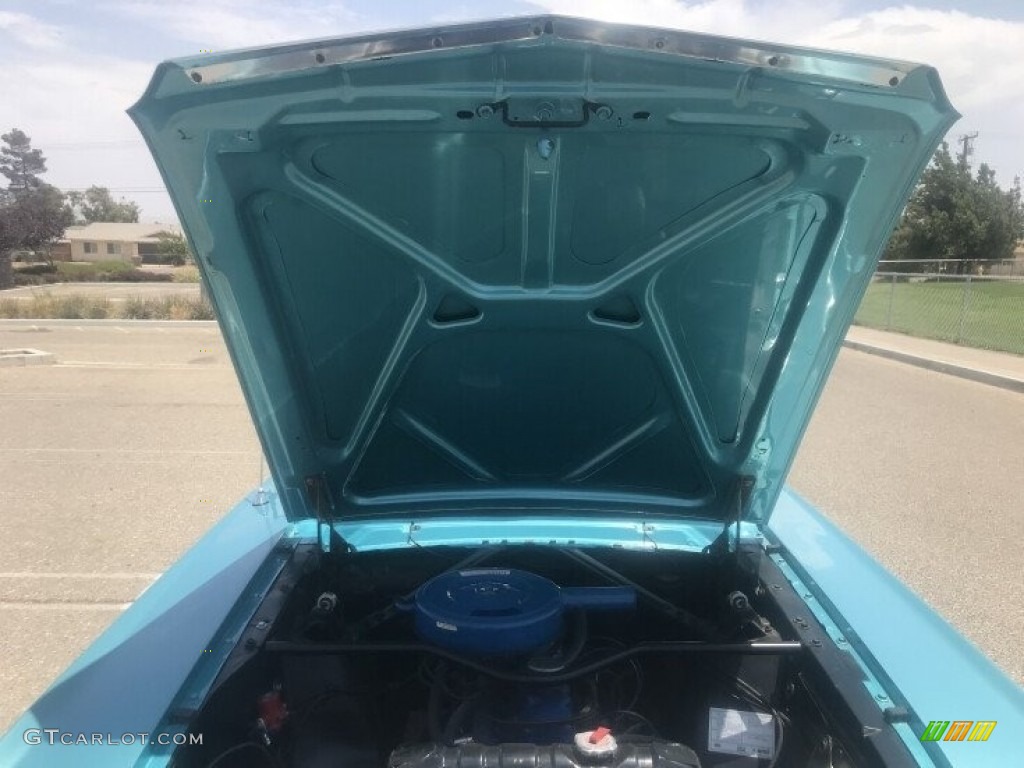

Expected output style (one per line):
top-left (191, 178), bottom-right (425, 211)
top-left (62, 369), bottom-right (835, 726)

top-left (63, 222), bottom-right (182, 242)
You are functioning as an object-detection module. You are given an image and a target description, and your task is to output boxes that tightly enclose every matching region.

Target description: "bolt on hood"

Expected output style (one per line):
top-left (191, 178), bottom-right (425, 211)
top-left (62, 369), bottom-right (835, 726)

top-left (130, 16), bottom-right (957, 525)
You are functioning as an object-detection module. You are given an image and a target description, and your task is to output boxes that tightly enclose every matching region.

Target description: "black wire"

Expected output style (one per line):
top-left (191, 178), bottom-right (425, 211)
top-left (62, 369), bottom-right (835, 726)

top-left (423, 658), bottom-right (484, 700)
top-left (528, 610), bottom-right (588, 673)
top-left (621, 659), bottom-right (644, 711)
top-left (767, 715), bottom-right (785, 768)
top-left (727, 677), bottom-right (791, 725)
top-left (442, 698), bottom-right (476, 745)
top-left (290, 662), bottom-right (422, 716)
top-left (427, 661), bottom-right (447, 742)
top-left (613, 709), bottom-right (660, 737)
top-left (718, 678), bottom-right (788, 767)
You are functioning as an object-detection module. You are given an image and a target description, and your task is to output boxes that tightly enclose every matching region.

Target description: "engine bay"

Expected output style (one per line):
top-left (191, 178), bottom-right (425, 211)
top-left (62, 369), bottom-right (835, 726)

top-left (173, 543), bottom-right (891, 768)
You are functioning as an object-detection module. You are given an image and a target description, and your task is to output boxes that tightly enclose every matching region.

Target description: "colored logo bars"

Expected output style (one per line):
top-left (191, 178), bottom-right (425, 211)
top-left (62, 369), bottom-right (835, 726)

top-left (920, 721), bottom-right (996, 742)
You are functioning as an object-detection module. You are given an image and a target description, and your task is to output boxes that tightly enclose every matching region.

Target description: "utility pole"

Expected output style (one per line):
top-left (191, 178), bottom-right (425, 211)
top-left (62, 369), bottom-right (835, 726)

top-left (957, 131), bottom-right (978, 170)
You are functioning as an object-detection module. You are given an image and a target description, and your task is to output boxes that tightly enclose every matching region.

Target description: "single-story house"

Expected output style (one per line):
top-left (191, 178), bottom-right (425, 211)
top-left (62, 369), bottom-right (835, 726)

top-left (63, 222), bottom-right (183, 264)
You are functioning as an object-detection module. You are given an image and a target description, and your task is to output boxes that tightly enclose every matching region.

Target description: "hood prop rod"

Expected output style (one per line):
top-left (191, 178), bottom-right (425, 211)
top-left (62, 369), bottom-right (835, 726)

top-left (263, 639), bottom-right (803, 684)
top-left (561, 548), bottom-right (718, 639)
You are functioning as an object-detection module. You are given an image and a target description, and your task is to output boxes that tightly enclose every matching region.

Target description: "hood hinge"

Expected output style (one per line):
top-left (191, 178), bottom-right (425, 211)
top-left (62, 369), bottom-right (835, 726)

top-left (709, 475), bottom-right (756, 549)
top-left (708, 475), bottom-right (762, 592)
top-left (304, 474), bottom-right (353, 556)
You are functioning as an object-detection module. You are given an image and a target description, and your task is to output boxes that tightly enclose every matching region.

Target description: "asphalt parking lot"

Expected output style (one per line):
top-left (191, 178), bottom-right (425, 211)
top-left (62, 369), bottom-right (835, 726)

top-left (0, 320), bottom-right (1021, 732)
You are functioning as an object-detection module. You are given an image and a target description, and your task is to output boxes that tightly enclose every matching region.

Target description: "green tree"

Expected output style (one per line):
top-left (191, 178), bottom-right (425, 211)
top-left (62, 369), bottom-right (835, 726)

top-left (885, 142), bottom-right (1024, 273)
top-left (152, 231), bottom-right (194, 266)
top-left (0, 128), bottom-right (46, 194)
top-left (0, 189), bottom-right (19, 287)
top-left (69, 185), bottom-right (140, 223)
top-left (9, 185), bottom-right (74, 266)
top-left (0, 129), bottom-right (73, 284)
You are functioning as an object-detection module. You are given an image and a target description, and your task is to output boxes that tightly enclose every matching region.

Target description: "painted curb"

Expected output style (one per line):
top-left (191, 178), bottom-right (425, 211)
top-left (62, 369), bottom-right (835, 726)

top-left (843, 340), bottom-right (1024, 394)
top-left (0, 348), bottom-right (56, 367)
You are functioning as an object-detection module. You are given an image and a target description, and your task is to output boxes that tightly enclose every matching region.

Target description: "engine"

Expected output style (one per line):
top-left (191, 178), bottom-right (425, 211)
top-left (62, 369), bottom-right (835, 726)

top-left (409, 568), bottom-right (637, 745)
top-left (175, 545), bottom-right (860, 768)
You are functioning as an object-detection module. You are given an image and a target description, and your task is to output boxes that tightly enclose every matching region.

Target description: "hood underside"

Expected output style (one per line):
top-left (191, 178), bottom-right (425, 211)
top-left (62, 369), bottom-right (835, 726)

top-left (130, 16), bottom-right (956, 524)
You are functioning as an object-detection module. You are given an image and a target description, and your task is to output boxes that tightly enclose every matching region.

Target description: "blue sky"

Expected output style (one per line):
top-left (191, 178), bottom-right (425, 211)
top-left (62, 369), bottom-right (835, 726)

top-left (2, 0), bottom-right (1021, 220)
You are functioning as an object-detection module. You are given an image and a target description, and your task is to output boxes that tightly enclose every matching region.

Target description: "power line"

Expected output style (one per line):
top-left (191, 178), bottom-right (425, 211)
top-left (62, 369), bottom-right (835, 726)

top-left (57, 187), bottom-right (167, 193)
top-left (45, 140), bottom-right (144, 149)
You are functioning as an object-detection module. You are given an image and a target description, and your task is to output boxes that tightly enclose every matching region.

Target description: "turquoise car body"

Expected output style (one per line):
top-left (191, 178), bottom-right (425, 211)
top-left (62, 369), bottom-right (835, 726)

top-left (1, 15), bottom-right (1021, 767)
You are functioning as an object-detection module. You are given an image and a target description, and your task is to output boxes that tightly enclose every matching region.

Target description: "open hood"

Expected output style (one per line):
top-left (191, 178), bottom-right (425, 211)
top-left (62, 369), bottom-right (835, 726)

top-left (130, 16), bottom-right (956, 525)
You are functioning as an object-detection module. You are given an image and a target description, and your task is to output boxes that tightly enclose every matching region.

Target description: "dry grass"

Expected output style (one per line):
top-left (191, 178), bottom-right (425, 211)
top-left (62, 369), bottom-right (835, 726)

top-left (0, 293), bottom-right (214, 321)
top-left (171, 265), bottom-right (202, 283)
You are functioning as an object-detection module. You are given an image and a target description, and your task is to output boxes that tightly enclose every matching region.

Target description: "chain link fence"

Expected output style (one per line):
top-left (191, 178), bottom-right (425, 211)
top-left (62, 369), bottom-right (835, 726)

top-left (855, 261), bottom-right (1024, 356)
top-left (875, 258), bottom-right (1024, 277)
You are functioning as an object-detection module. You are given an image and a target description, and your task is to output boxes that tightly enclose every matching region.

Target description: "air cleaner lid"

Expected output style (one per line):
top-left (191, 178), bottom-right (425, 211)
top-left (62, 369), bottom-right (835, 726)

top-left (412, 568), bottom-right (636, 656)
top-left (413, 568), bottom-right (564, 656)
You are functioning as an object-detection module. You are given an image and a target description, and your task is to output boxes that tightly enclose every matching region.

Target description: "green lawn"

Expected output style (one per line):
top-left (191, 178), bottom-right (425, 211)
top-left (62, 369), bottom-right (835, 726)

top-left (855, 278), bottom-right (1024, 356)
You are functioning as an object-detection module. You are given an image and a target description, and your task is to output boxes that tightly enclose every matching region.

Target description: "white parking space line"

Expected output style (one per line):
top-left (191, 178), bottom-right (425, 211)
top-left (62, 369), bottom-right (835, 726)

top-left (0, 447), bottom-right (251, 455)
top-left (55, 361), bottom-right (229, 369)
top-left (0, 393), bottom-right (85, 398)
top-left (0, 572), bottom-right (162, 579)
top-left (0, 602), bottom-right (131, 611)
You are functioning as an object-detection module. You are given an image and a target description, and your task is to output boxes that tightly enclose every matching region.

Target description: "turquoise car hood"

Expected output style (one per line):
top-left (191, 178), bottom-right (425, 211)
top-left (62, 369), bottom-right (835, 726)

top-left (130, 16), bottom-right (956, 525)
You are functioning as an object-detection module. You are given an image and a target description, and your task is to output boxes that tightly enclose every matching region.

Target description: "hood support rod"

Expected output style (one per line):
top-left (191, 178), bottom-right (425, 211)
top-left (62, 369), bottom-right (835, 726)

top-left (263, 639), bottom-right (804, 684)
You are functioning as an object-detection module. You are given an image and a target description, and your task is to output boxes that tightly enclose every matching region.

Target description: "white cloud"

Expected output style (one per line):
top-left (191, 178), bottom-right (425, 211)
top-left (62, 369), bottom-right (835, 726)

top-left (0, 16), bottom-right (166, 214)
top-left (523, 0), bottom-right (847, 44)
top-left (104, 0), bottom-right (366, 51)
top-left (0, 55), bottom-right (159, 177)
top-left (811, 7), bottom-right (1024, 113)
top-left (0, 10), bottom-right (65, 49)
top-left (527, 1), bottom-right (1024, 181)
top-left (3, 1), bottom-right (1022, 221)
top-left (0, 1), bottom-right (373, 219)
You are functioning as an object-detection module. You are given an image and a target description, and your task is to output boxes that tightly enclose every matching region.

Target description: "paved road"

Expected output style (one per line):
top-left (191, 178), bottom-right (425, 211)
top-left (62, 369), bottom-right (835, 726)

top-left (0, 282), bottom-right (201, 300)
top-left (789, 347), bottom-right (1024, 684)
top-left (0, 321), bottom-right (259, 733)
top-left (0, 321), bottom-right (1021, 732)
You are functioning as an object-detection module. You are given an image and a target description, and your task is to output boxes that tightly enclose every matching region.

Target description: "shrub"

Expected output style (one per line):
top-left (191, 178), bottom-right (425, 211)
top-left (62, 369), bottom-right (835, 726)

top-left (17, 263), bottom-right (58, 276)
top-left (0, 293), bottom-right (213, 320)
top-left (84, 301), bottom-right (110, 319)
top-left (185, 297), bottom-right (215, 320)
top-left (54, 295), bottom-right (87, 319)
top-left (107, 269), bottom-right (173, 283)
top-left (13, 261), bottom-right (174, 284)
top-left (172, 265), bottom-right (201, 283)
top-left (121, 297), bottom-right (155, 320)
top-left (0, 298), bottom-right (23, 318)
top-left (153, 296), bottom-right (215, 320)
top-left (12, 273), bottom-right (49, 286)
top-left (56, 261), bottom-right (131, 280)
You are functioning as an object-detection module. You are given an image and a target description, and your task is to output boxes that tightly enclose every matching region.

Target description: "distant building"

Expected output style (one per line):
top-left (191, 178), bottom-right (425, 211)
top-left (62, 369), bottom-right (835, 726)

top-left (61, 222), bottom-right (183, 264)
